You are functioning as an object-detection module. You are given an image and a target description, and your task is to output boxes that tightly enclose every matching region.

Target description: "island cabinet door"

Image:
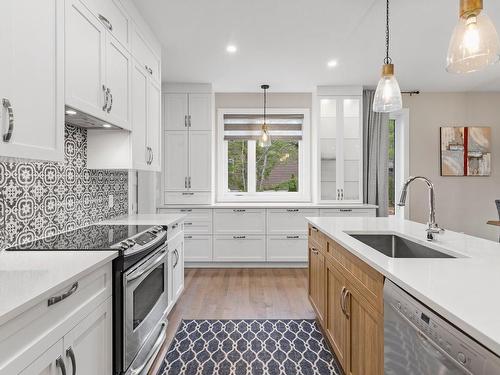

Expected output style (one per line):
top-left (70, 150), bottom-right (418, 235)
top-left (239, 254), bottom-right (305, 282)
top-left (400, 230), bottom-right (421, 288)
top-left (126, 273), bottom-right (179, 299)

top-left (325, 260), bottom-right (349, 371)
top-left (308, 244), bottom-right (326, 325)
top-left (345, 284), bottom-right (384, 375)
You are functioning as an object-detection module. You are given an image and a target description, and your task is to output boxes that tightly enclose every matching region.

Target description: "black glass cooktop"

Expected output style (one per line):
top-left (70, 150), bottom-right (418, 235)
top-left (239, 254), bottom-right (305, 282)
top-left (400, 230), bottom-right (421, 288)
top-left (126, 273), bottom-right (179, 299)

top-left (7, 225), bottom-right (151, 251)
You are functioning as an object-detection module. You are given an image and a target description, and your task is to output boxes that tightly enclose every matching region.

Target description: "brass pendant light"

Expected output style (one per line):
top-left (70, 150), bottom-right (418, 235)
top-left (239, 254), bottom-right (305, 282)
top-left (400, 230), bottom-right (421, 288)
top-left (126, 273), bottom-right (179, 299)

top-left (447, 0), bottom-right (500, 73)
top-left (259, 84), bottom-right (272, 148)
top-left (373, 0), bottom-right (402, 113)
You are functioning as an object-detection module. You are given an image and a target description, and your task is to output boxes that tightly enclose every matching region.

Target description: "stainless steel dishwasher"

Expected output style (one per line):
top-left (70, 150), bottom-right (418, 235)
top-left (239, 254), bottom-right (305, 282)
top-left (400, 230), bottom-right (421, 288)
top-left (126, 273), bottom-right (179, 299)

top-left (384, 280), bottom-right (500, 375)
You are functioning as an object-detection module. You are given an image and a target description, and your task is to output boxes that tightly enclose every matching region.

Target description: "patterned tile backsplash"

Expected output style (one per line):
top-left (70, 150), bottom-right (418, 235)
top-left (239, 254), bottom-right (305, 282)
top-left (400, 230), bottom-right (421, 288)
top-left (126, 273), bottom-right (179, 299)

top-left (0, 125), bottom-right (128, 248)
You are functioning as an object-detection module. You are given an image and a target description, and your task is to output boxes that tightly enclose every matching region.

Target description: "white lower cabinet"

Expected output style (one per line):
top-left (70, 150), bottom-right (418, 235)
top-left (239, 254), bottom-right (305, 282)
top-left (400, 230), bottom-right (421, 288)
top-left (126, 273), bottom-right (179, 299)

top-left (267, 208), bottom-right (319, 235)
top-left (213, 209), bottom-right (266, 235)
top-left (0, 264), bottom-right (112, 375)
top-left (267, 235), bottom-right (308, 262)
top-left (184, 235), bottom-right (212, 262)
top-left (213, 235), bottom-right (266, 262)
top-left (170, 234), bottom-right (185, 302)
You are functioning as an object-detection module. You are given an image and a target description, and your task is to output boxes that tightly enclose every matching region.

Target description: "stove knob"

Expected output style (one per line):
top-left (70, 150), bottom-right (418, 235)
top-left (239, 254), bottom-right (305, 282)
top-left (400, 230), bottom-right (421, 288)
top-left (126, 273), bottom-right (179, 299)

top-left (126, 239), bottom-right (136, 246)
top-left (457, 352), bottom-right (467, 365)
top-left (120, 241), bottom-right (129, 250)
top-left (156, 225), bottom-right (163, 232)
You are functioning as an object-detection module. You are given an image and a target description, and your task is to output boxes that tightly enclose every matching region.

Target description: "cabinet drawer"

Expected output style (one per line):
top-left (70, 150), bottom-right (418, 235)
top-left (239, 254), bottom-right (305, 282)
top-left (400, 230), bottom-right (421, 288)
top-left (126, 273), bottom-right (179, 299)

top-left (267, 235), bottom-right (308, 262)
top-left (267, 208), bottom-right (319, 235)
top-left (164, 191), bottom-right (211, 205)
top-left (308, 224), bottom-right (327, 251)
top-left (214, 209), bottom-right (266, 235)
top-left (132, 27), bottom-right (160, 82)
top-left (327, 239), bottom-right (384, 312)
top-left (184, 235), bottom-right (213, 262)
top-left (319, 208), bottom-right (376, 217)
top-left (80, 0), bottom-right (130, 47)
top-left (0, 264), bottom-right (112, 373)
top-left (161, 209), bottom-right (212, 234)
top-left (213, 235), bottom-right (266, 262)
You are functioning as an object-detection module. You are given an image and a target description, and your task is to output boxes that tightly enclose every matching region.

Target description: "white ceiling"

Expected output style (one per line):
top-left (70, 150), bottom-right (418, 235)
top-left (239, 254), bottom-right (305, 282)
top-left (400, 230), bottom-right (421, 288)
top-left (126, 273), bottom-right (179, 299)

top-left (132, 0), bottom-right (500, 92)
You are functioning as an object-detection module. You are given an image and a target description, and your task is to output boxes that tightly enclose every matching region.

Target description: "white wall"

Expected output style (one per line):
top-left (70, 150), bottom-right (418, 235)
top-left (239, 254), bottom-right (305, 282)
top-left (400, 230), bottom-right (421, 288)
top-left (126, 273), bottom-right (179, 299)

top-left (215, 92), bottom-right (312, 109)
top-left (403, 92), bottom-right (500, 241)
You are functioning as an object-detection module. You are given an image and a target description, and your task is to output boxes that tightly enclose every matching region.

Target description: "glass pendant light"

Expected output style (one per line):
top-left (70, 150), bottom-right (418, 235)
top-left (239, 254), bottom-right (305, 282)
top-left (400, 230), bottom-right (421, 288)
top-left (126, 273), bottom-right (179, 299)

top-left (373, 0), bottom-right (402, 113)
top-left (259, 85), bottom-right (272, 148)
top-left (446, 0), bottom-right (500, 74)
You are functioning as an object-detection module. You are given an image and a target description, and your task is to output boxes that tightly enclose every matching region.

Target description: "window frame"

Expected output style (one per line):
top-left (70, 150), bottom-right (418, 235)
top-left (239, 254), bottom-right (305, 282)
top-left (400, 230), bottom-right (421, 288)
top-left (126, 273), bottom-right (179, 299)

top-left (217, 108), bottom-right (311, 202)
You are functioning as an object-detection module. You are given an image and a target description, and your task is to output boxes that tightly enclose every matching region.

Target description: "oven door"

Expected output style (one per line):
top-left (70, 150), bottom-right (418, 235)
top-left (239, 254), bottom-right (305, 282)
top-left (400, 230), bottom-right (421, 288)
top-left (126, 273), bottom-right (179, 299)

top-left (124, 244), bottom-right (169, 371)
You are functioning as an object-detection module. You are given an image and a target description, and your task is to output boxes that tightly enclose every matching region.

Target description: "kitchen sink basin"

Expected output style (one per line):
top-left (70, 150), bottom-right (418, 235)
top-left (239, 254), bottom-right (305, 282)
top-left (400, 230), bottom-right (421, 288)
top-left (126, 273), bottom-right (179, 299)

top-left (348, 234), bottom-right (455, 258)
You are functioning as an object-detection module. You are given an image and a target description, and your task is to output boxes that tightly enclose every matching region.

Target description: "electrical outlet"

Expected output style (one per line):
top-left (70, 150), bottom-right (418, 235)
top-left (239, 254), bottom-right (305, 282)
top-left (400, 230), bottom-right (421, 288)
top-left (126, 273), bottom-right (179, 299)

top-left (108, 195), bottom-right (114, 208)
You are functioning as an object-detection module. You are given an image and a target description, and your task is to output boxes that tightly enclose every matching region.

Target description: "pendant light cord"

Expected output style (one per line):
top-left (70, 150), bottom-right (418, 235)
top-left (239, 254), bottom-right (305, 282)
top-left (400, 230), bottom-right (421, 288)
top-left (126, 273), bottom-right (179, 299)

top-left (384, 0), bottom-right (392, 65)
top-left (263, 87), bottom-right (267, 126)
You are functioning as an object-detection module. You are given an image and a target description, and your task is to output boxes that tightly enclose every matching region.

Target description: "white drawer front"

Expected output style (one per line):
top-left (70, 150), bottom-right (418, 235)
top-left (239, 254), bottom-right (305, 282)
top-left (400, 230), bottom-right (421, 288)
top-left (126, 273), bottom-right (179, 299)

top-left (161, 209), bottom-right (212, 234)
top-left (164, 192), bottom-right (211, 205)
top-left (213, 235), bottom-right (266, 262)
top-left (267, 235), bottom-right (308, 262)
top-left (184, 235), bottom-right (213, 262)
top-left (267, 209), bottom-right (319, 235)
top-left (183, 220), bottom-right (211, 235)
top-left (319, 208), bottom-right (376, 217)
top-left (214, 209), bottom-right (266, 235)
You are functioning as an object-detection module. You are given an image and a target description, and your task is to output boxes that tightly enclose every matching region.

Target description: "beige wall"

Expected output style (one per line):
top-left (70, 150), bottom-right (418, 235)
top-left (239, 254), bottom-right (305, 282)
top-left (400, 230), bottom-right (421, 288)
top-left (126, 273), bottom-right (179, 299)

top-left (215, 92), bottom-right (312, 109)
top-left (403, 93), bottom-right (500, 241)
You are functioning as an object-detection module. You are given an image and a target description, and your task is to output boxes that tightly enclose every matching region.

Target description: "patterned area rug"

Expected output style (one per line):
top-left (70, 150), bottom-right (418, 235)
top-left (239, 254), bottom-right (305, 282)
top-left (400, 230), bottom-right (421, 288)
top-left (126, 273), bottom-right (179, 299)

top-left (157, 319), bottom-right (341, 375)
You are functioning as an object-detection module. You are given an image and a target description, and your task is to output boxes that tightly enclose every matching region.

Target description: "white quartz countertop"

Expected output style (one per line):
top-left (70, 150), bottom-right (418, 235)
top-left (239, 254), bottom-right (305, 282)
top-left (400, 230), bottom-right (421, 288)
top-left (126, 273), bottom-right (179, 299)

top-left (159, 203), bottom-right (378, 209)
top-left (98, 213), bottom-right (186, 226)
top-left (0, 250), bottom-right (117, 326)
top-left (306, 216), bottom-right (500, 355)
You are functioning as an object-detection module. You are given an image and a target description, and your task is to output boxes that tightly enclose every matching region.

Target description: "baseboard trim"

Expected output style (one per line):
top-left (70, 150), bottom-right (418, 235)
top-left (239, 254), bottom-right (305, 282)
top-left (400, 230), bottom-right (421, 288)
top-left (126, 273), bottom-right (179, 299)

top-left (185, 262), bottom-right (308, 268)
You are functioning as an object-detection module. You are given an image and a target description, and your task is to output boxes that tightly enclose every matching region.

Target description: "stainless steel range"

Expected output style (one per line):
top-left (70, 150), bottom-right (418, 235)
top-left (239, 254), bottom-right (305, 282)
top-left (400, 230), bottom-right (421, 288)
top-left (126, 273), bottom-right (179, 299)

top-left (7, 223), bottom-right (174, 375)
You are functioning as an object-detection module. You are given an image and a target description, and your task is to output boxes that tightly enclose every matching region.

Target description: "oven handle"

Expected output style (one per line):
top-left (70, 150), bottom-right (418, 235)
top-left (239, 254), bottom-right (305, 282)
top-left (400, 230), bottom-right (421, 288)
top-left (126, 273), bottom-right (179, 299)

top-left (130, 321), bottom-right (168, 375)
top-left (126, 248), bottom-right (167, 283)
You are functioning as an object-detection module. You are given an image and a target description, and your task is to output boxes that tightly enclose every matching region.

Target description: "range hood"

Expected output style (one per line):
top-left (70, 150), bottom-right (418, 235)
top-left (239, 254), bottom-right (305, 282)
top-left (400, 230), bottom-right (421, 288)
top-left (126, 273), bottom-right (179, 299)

top-left (65, 106), bottom-right (123, 130)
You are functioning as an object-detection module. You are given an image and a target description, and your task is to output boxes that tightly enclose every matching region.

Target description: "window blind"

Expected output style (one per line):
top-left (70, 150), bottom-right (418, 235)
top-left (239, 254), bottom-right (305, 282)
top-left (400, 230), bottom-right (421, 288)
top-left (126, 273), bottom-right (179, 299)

top-left (223, 114), bottom-right (303, 141)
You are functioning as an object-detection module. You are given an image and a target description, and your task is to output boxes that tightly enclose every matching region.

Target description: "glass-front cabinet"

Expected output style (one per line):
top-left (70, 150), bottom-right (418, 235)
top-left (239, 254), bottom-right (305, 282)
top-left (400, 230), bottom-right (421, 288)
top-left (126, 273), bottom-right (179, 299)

top-left (318, 91), bottom-right (363, 202)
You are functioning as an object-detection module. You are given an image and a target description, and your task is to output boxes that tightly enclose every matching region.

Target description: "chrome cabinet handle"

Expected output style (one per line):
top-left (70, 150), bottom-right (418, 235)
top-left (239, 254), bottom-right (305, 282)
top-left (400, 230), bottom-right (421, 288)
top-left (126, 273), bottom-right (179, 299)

top-left (184, 235), bottom-right (193, 239)
top-left (184, 176), bottom-right (187, 188)
top-left (98, 14), bottom-right (113, 31)
top-left (311, 226), bottom-right (318, 232)
top-left (173, 249), bottom-right (179, 268)
top-left (341, 189), bottom-right (344, 200)
top-left (56, 356), bottom-right (67, 375)
top-left (342, 289), bottom-right (350, 318)
top-left (188, 176), bottom-right (191, 188)
top-left (233, 209), bottom-right (246, 212)
top-left (102, 85), bottom-right (108, 111)
top-left (337, 189), bottom-right (340, 200)
top-left (188, 114), bottom-right (192, 127)
top-left (145, 65), bottom-right (153, 75)
top-left (233, 235), bottom-right (246, 239)
top-left (182, 192), bottom-right (194, 196)
top-left (184, 115), bottom-right (188, 127)
top-left (150, 148), bottom-right (154, 164)
top-left (66, 347), bottom-right (76, 375)
top-left (311, 247), bottom-right (319, 254)
top-left (286, 209), bottom-right (299, 212)
top-left (107, 89), bottom-right (113, 113)
top-left (145, 147), bottom-right (150, 165)
top-left (130, 321), bottom-right (167, 375)
top-left (48, 282), bottom-right (79, 306)
top-left (340, 209), bottom-right (352, 213)
top-left (180, 209), bottom-right (192, 212)
top-left (2, 98), bottom-right (14, 142)
top-left (340, 287), bottom-right (346, 315)
top-left (286, 235), bottom-right (300, 239)
top-left (126, 248), bottom-right (167, 282)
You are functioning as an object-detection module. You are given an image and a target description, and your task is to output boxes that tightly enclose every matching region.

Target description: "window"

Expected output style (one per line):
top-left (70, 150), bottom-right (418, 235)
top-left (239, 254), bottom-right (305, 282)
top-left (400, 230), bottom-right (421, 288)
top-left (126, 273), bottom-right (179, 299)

top-left (218, 109), bottom-right (310, 202)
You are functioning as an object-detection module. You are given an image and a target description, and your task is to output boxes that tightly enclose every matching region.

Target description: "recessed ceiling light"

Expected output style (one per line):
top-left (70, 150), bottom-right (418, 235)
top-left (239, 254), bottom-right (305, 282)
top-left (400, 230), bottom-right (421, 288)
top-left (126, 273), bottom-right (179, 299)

top-left (65, 109), bottom-right (77, 115)
top-left (327, 60), bottom-right (338, 68)
top-left (226, 45), bottom-right (237, 54)
top-left (102, 123), bottom-right (112, 128)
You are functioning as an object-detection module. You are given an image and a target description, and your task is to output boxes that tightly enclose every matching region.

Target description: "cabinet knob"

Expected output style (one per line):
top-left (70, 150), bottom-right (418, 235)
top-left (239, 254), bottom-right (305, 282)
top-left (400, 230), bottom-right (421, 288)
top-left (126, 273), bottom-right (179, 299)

top-left (2, 98), bottom-right (14, 143)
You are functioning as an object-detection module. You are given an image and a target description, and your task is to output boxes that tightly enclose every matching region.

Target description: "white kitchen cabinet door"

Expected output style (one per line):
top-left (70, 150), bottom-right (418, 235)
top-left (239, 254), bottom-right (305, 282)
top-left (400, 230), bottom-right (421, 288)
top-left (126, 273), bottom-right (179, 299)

top-left (170, 236), bottom-right (184, 301)
top-left (267, 235), bottom-right (308, 262)
top-left (80, 0), bottom-right (130, 47)
top-left (184, 235), bottom-right (213, 262)
top-left (164, 131), bottom-right (189, 190)
top-left (131, 27), bottom-right (161, 83)
top-left (105, 35), bottom-right (131, 130)
top-left (213, 235), bottom-right (266, 262)
top-left (0, 0), bottom-right (64, 162)
top-left (63, 299), bottom-right (112, 375)
top-left (188, 94), bottom-right (212, 131)
top-left (18, 340), bottom-right (63, 375)
top-left (189, 131), bottom-right (211, 191)
top-left (164, 94), bottom-right (188, 131)
top-left (131, 63), bottom-right (149, 170)
top-left (65, 0), bottom-right (106, 121)
top-left (147, 80), bottom-right (162, 171)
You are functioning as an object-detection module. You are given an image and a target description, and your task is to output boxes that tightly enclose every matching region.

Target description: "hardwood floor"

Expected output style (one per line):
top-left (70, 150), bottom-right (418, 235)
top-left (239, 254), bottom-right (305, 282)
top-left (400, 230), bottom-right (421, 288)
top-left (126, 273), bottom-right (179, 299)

top-left (150, 268), bottom-right (314, 374)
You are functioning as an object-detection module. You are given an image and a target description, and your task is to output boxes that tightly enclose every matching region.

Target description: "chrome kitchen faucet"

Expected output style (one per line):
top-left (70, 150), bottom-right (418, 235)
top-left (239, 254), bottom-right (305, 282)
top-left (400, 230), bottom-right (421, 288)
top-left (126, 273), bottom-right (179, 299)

top-left (398, 176), bottom-right (444, 241)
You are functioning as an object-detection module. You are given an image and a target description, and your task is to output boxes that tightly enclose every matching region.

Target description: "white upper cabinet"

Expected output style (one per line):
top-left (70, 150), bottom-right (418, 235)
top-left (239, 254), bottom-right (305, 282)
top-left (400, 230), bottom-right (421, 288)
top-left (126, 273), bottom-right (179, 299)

top-left (80, 0), bottom-right (130, 47)
top-left (164, 93), bottom-right (211, 131)
top-left (188, 94), bottom-right (212, 131)
top-left (147, 80), bottom-right (162, 171)
top-left (132, 27), bottom-right (161, 83)
top-left (318, 88), bottom-right (363, 203)
top-left (165, 94), bottom-right (188, 131)
top-left (131, 63), bottom-right (149, 170)
top-left (0, 0), bottom-right (64, 162)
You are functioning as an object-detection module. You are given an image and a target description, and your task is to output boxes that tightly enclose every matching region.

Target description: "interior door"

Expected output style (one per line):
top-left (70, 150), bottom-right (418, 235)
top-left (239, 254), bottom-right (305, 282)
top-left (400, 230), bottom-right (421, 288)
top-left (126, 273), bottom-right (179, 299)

top-left (326, 260), bottom-right (348, 370)
top-left (131, 63), bottom-right (149, 170)
top-left (19, 339), bottom-right (63, 375)
top-left (189, 131), bottom-right (211, 191)
top-left (188, 93), bottom-right (211, 130)
top-left (147, 80), bottom-right (162, 171)
top-left (164, 94), bottom-right (188, 131)
top-left (65, 0), bottom-right (106, 121)
top-left (105, 34), bottom-right (131, 129)
top-left (164, 131), bottom-right (189, 191)
top-left (1, 0), bottom-right (64, 161)
top-left (63, 299), bottom-right (112, 375)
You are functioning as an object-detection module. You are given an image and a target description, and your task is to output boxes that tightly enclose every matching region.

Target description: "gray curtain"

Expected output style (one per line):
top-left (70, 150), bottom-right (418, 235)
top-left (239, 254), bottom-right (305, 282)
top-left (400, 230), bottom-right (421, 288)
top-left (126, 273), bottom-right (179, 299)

top-left (363, 90), bottom-right (389, 217)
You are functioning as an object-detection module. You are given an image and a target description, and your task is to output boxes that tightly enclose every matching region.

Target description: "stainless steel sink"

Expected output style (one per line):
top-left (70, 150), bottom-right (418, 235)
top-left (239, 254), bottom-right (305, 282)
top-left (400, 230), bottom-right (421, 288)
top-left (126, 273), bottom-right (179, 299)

top-left (349, 234), bottom-right (455, 258)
